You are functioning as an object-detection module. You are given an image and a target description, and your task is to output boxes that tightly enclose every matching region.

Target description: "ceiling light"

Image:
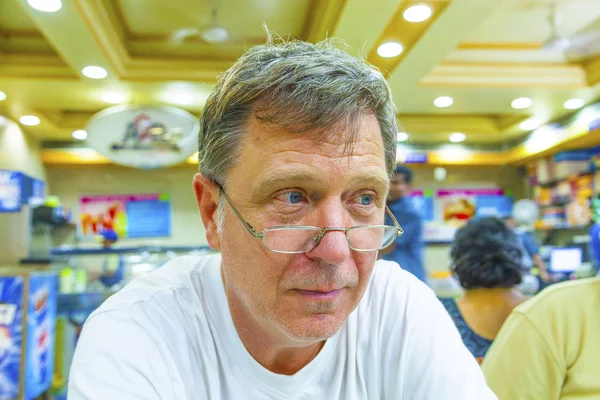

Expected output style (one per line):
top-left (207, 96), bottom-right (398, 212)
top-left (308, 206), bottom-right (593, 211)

top-left (27, 0), bottom-right (61, 12)
top-left (449, 132), bottom-right (466, 143)
top-left (167, 92), bottom-right (194, 105)
top-left (377, 42), bottom-right (404, 58)
top-left (403, 4), bottom-right (433, 22)
top-left (398, 132), bottom-right (409, 142)
top-left (19, 115), bottom-right (40, 126)
top-left (82, 66), bottom-right (108, 79)
top-left (563, 98), bottom-right (584, 110)
top-left (0, 91), bottom-right (6, 101)
top-left (519, 119), bottom-right (540, 131)
top-left (72, 130), bottom-right (88, 140)
top-left (511, 97), bottom-right (533, 109)
top-left (434, 96), bottom-right (454, 108)
top-left (102, 92), bottom-right (125, 104)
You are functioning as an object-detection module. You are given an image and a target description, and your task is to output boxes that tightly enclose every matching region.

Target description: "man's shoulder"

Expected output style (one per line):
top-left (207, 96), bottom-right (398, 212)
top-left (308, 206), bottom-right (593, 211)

top-left (91, 253), bottom-right (221, 318)
top-left (359, 260), bottom-right (434, 318)
top-left (515, 277), bottom-right (600, 318)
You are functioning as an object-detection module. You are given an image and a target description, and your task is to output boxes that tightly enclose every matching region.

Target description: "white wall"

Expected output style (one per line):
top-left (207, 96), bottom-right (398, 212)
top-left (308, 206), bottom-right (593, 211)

top-left (45, 164), bottom-right (208, 247)
top-left (0, 118), bottom-right (47, 181)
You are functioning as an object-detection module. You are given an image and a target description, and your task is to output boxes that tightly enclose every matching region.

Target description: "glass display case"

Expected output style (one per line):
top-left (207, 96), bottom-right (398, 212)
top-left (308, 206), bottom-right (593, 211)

top-left (48, 245), bottom-right (215, 399)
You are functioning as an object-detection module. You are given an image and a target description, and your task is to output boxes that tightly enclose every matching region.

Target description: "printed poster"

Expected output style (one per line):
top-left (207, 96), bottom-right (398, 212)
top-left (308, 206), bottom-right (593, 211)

top-left (79, 193), bottom-right (172, 239)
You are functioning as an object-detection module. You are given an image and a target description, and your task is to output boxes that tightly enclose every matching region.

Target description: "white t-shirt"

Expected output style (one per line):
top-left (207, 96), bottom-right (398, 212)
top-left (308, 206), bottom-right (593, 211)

top-left (68, 255), bottom-right (497, 399)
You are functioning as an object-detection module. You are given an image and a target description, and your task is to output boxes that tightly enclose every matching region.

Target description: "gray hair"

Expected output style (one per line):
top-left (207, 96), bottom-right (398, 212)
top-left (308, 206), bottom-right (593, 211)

top-left (198, 36), bottom-right (399, 230)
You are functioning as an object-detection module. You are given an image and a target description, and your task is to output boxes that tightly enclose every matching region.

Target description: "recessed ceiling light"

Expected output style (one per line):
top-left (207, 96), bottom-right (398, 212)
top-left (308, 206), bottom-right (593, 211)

top-left (449, 132), bottom-right (466, 143)
top-left (511, 97), bottom-right (533, 109)
top-left (0, 91), bottom-right (6, 101)
top-left (28, 0), bottom-right (61, 12)
top-left (167, 92), bottom-right (194, 105)
top-left (403, 4), bottom-right (433, 22)
top-left (563, 98), bottom-right (585, 110)
top-left (377, 42), bottom-right (404, 58)
top-left (82, 66), bottom-right (108, 79)
top-left (398, 132), bottom-right (409, 142)
top-left (19, 115), bottom-right (40, 126)
top-left (72, 130), bottom-right (88, 140)
top-left (519, 119), bottom-right (540, 131)
top-left (102, 92), bottom-right (125, 104)
top-left (434, 96), bottom-right (454, 108)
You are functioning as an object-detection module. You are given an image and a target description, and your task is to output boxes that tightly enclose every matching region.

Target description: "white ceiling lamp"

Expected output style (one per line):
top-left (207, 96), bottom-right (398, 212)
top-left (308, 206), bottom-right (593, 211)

top-left (377, 42), bottom-right (404, 58)
top-left (0, 91), bottom-right (6, 101)
top-left (403, 4), bottom-right (433, 22)
top-left (511, 97), bottom-right (533, 109)
top-left (520, 118), bottom-right (540, 131)
top-left (102, 92), bottom-right (126, 104)
top-left (563, 98), bottom-right (585, 110)
top-left (28, 0), bottom-right (62, 12)
top-left (397, 132), bottom-right (409, 142)
top-left (167, 92), bottom-right (194, 105)
top-left (72, 129), bottom-right (88, 140)
top-left (19, 115), bottom-right (40, 126)
top-left (449, 132), bottom-right (466, 143)
top-left (434, 96), bottom-right (454, 108)
top-left (82, 66), bottom-right (108, 79)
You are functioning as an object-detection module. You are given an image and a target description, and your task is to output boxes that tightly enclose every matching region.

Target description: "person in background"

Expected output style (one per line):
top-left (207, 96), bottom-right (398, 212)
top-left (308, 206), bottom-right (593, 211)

top-left (97, 229), bottom-right (124, 288)
top-left (69, 37), bottom-right (495, 399)
top-left (440, 217), bottom-right (530, 363)
top-left (379, 165), bottom-right (426, 282)
top-left (482, 277), bottom-right (600, 399)
top-left (503, 215), bottom-right (550, 282)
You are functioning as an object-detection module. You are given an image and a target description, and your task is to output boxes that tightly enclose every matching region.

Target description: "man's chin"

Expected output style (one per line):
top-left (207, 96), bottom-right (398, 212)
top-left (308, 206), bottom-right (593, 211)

top-left (280, 313), bottom-right (344, 343)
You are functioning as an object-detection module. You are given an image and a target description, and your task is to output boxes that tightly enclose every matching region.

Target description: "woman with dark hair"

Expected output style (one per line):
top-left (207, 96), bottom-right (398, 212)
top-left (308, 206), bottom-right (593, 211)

top-left (440, 217), bottom-right (530, 363)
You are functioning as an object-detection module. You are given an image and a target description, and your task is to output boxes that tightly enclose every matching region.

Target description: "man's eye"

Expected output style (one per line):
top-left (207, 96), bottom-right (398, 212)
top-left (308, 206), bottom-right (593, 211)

top-left (357, 194), bottom-right (374, 206)
top-left (277, 191), bottom-right (305, 205)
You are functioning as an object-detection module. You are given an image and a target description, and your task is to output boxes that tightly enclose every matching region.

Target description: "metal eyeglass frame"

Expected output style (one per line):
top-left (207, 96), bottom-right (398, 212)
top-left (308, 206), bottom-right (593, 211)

top-left (216, 183), bottom-right (404, 254)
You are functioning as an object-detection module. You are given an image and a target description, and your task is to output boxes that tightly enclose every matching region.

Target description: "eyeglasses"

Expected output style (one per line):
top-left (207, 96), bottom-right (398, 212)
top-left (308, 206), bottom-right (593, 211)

top-left (216, 184), bottom-right (403, 254)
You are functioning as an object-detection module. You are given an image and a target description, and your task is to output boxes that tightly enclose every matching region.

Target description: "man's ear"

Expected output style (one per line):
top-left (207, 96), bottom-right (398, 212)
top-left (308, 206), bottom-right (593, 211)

top-left (193, 174), bottom-right (221, 250)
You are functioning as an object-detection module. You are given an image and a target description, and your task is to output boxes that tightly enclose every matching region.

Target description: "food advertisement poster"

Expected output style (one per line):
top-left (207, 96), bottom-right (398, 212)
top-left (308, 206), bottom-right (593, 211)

top-left (78, 193), bottom-right (171, 239)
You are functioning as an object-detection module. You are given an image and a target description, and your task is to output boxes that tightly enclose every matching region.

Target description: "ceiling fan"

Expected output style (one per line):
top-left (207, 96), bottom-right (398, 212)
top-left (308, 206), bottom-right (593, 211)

top-left (170, 0), bottom-right (229, 44)
top-left (542, 2), bottom-right (600, 59)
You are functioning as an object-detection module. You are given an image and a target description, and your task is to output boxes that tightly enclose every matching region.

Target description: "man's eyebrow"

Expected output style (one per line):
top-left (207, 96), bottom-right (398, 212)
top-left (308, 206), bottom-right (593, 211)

top-left (250, 172), bottom-right (389, 200)
top-left (250, 172), bottom-right (328, 200)
top-left (348, 175), bottom-right (390, 191)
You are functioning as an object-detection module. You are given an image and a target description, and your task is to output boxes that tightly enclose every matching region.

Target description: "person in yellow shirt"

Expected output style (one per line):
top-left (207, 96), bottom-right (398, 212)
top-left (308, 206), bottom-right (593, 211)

top-left (482, 277), bottom-right (600, 399)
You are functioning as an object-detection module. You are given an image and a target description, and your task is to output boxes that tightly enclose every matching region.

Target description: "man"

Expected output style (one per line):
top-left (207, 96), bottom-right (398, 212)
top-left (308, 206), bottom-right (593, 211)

top-left (503, 216), bottom-right (550, 282)
top-left (380, 165), bottom-right (426, 282)
top-left (482, 277), bottom-right (600, 399)
top-left (69, 38), bottom-right (496, 399)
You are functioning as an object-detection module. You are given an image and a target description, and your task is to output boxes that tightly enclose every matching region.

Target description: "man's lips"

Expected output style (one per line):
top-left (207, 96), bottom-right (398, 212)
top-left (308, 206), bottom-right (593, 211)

top-left (295, 288), bottom-right (343, 300)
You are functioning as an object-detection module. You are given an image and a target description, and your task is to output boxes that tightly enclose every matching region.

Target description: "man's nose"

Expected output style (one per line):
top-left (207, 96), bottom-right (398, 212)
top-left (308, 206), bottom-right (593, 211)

top-left (304, 203), bottom-right (351, 264)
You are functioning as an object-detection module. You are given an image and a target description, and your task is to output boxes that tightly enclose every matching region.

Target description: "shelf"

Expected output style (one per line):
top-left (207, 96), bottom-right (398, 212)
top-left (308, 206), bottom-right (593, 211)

top-left (535, 224), bottom-right (591, 231)
top-left (535, 171), bottom-right (595, 188)
top-left (57, 291), bottom-right (117, 312)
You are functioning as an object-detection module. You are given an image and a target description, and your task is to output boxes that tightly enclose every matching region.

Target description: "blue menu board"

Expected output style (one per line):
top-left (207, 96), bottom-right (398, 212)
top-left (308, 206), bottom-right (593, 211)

top-left (0, 171), bottom-right (23, 212)
top-left (126, 197), bottom-right (172, 238)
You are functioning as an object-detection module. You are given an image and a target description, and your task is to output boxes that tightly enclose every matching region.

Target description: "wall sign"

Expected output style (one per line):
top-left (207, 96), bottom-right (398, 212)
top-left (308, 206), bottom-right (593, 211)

top-left (0, 171), bottom-right (22, 212)
top-left (85, 105), bottom-right (199, 169)
top-left (79, 194), bottom-right (172, 239)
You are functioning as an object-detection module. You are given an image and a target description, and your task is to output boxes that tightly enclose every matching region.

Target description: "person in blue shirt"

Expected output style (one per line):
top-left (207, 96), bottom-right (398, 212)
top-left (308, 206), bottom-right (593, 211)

top-left (503, 216), bottom-right (550, 282)
top-left (98, 229), bottom-right (124, 288)
top-left (380, 165), bottom-right (426, 282)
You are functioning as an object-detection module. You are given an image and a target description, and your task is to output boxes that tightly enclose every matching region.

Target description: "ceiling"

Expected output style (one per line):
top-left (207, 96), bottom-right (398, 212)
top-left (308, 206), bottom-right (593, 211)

top-left (1, 0), bottom-right (600, 150)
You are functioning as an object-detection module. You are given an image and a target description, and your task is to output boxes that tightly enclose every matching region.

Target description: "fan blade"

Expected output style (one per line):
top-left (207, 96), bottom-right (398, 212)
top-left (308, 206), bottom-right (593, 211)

top-left (170, 28), bottom-right (201, 44)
